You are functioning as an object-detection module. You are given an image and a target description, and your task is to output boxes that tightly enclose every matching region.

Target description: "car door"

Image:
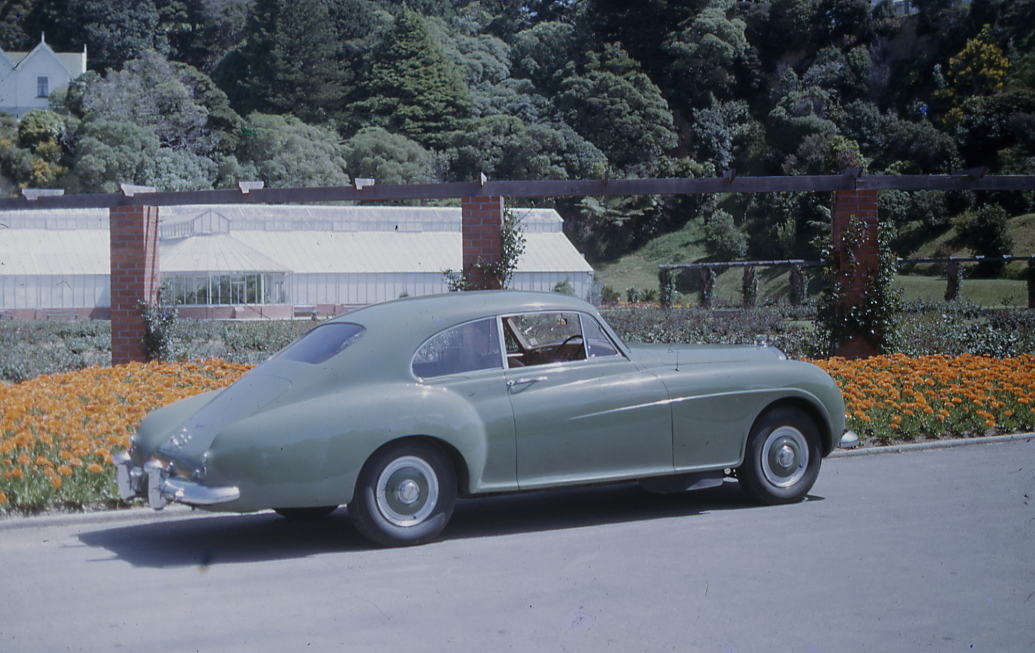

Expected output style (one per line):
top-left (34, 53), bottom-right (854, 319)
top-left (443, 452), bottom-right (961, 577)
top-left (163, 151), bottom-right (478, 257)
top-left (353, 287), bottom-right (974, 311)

top-left (412, 317), bottom-right (517, 493)
top-left (503, 311), bottom-right (673, 489)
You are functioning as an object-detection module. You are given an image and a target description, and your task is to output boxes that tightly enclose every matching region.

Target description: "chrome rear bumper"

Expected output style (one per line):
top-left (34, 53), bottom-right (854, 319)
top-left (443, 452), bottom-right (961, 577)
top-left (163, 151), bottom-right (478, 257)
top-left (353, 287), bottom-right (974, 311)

top-left (113, 451), bottom-right (240, 510)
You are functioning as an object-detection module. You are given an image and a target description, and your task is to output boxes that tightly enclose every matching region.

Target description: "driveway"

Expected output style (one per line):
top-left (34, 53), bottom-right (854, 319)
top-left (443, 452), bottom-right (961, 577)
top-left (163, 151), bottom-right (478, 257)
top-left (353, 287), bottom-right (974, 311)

top-left (1, 438), bottom-right (1032, 652)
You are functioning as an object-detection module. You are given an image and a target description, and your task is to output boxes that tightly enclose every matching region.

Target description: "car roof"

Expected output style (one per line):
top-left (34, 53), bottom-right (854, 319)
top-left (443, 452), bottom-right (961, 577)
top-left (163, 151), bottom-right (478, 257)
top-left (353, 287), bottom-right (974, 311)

top-left (330, 290), bottom-right (599, 334)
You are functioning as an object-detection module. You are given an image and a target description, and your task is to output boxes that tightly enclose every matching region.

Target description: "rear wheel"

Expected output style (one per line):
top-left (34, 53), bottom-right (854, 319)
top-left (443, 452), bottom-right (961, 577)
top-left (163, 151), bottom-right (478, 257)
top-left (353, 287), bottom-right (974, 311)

top-left (350, 441), bottom-right (457, 547)
top-left (738, 407), bottom-right (822, 505)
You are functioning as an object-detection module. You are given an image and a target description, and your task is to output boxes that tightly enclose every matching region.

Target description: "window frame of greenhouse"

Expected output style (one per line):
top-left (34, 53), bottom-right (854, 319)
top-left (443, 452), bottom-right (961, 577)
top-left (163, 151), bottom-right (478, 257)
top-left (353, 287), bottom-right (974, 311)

top-left (165, 272), bottom-right (287, 306)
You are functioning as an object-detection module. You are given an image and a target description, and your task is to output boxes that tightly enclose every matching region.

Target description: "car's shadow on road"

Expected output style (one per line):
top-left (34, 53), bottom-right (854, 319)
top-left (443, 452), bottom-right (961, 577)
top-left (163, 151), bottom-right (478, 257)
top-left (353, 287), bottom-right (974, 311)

top-left (78, 481), bottom-right (823, 568)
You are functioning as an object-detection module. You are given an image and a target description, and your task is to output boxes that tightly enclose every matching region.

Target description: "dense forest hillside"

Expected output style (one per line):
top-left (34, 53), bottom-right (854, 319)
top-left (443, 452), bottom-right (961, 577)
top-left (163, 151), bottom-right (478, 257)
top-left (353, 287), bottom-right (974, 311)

top-left (0, 0), bottom-right (1032, 264)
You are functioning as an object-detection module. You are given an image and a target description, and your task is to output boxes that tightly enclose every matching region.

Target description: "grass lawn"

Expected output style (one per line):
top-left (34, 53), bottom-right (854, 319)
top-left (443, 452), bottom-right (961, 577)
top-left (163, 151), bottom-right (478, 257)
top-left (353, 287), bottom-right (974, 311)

top-left (894, 275), bottom-right (1030, 307)
top-left (594, 212), bottom-right (1034, 307)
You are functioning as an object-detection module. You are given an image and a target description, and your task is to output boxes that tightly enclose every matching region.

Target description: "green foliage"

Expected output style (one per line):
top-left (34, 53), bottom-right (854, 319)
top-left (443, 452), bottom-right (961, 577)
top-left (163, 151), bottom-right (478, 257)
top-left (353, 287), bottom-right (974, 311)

top-left (689, 100), bottom-right (764, 171)
top-left (552, 278), bottom-right (575, 296)
top-left (17, 110), bottom-right (64, 150)
top-left (702, 209), bottom-right (747, 260)
top-left (221, 0), bottom-right (347, 123)
top-left (664, 0), bottom-right (749, 106)
top-left (61, 119), bottom-right (161, 193)
top-left (236, 113), bottom-right (350, 188)
top-left (815, 217), bottom-right (903, 355)
top-left (952, 204), bottom-right (1015, 275)
top-left (0, 320), bottom-right (110, 383)
top-left (159, 0), bottom-right (253, 72)
top-left (446, 115), bottom-right (605, 181)
top-left (28, 0), bottom-right (167, 72)
top-left (348, 10), bottom-right (472, 149)
top-left (555, 43), bottom-right (677, 175)
top-left (600, 285), bottom-right (622, 305)
top-left (511, 21), bottom-right (580, 95)
top-left (139, 292), bottom-right (179, 363)
top-left (343, 127), bottom-right (438, 185)
top-left (80, 52), bottom-right (218, 154)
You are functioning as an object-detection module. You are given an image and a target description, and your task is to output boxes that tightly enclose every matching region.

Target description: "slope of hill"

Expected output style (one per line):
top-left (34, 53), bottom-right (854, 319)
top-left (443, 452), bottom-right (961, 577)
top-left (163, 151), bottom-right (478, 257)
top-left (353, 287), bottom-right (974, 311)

top-left (595, 213), bottom-right (1034, 307)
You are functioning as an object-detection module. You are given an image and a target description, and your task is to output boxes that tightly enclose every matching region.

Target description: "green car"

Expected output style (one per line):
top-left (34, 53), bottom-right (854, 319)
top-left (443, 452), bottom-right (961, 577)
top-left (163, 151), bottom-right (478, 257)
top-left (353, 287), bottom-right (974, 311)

top-left (114, 291), bottom-right (845, 547)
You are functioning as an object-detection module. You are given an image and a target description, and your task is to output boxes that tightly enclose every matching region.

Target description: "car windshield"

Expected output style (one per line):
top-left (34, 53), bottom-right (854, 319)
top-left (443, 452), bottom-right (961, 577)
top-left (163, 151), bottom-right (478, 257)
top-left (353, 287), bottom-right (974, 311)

top-left (275, 323), bottom-right (365, 364)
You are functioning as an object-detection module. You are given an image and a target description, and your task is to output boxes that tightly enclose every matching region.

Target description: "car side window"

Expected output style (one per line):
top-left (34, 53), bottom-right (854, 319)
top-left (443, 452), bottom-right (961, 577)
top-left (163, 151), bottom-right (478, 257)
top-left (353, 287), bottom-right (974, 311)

top-left (412, 318), bottom-right (503, 378)
top-left (582, 315), bottom-right (620, 358)
top-left (503, 312), bottom-right (587, 367)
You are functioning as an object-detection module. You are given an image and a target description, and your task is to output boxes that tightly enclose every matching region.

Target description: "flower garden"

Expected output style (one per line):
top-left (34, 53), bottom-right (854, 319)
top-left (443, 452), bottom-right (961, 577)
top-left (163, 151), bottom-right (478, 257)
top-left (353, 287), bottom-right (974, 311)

top-left (1, 354), bottom-right (1033, 515)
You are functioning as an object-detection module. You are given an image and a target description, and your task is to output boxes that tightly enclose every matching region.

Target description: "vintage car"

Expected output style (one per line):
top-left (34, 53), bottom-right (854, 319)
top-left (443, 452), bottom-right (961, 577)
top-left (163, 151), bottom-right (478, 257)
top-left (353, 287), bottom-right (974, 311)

top-left (115, 291), bottom-right (845, 546)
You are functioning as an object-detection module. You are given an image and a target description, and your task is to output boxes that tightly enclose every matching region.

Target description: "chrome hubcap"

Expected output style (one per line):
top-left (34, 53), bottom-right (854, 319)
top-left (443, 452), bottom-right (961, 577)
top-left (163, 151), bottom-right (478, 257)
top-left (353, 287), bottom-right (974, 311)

top-left (776, 444), bottom-right (795, 468)
top-left (375, 456), bottom-right (439, 527)
top-left (396, 479), bottom-right (421, 505)
top-left (761, 426), bottom-right (809, 488)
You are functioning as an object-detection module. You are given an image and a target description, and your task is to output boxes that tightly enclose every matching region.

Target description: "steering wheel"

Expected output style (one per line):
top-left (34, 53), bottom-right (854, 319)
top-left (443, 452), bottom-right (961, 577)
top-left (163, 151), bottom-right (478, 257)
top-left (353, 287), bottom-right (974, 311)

top-left (559, 334), bottom-right (584, 347)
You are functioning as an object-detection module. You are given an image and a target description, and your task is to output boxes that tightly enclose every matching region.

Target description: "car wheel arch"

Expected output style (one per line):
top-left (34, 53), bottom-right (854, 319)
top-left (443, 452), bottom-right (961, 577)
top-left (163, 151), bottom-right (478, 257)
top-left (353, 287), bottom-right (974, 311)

top-left (367, 435), bottom-right (470, 497)
top-left (750, 398), bottom-right (833, 457)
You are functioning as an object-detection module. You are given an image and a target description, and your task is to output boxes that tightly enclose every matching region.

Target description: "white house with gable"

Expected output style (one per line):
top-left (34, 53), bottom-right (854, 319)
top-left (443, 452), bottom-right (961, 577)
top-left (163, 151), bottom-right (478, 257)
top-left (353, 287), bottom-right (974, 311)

top-left (0, 35), bottom-right (86, 117)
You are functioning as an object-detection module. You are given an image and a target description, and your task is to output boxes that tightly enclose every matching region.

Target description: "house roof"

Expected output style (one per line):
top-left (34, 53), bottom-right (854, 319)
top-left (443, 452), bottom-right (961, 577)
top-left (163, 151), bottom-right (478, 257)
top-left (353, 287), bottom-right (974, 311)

top-left (1, 36), bottom-right (86, 77)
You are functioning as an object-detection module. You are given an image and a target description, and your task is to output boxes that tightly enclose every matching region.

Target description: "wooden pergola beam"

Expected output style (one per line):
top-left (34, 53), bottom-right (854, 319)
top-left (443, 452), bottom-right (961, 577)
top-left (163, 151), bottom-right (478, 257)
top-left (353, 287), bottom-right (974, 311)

top-left (3, 174), bottom-right (1035, 211)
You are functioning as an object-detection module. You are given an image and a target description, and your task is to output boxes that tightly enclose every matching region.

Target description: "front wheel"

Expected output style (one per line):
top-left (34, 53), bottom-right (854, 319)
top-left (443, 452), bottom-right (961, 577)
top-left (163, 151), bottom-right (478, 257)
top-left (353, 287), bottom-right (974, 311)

top-left (738, 407), bottom-right (822, 505)
top-left (350, 441), bottom-right (457, 547)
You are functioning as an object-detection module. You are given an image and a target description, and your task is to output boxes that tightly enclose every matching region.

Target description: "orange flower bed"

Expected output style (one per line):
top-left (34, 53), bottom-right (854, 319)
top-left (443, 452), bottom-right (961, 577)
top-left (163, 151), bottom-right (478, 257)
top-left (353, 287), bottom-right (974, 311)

top-left (1, 355), bottom-right (1033, 513)
top-left (812, 354), bottom-right (1035, 445)
top-left (0, 360), bottom-right (250, 513)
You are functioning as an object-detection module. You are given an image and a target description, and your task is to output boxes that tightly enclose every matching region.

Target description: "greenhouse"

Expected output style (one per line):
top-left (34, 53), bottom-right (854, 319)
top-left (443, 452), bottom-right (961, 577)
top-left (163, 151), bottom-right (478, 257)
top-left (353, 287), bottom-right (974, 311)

top-left (0, 204), bottom-right (595, 319)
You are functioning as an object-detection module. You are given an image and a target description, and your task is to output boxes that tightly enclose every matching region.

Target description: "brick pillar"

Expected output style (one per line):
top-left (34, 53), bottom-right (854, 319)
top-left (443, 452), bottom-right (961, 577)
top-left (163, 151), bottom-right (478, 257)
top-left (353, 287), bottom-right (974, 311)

top-left (831, 189), bottom-right (878, 358)
top-left (461, 196), bottom-right (503, 290)
top-left (109, 205), bottom-right (160, 364)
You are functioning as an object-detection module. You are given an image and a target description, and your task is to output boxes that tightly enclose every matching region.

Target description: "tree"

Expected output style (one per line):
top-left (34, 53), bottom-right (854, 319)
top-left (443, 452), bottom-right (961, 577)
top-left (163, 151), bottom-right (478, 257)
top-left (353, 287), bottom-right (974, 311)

top-left (446, 114), bottom-right (605, 181)
top-left (27, 0), bottom-right (167, 72)
top-left (813, 0), bottom-right (874, 48)
top-left (802, 46), bottom-right (871, 103)
top-left (158, 0), bottom-right (252, 72)
top-left (348, 10), bottom-right (472, 148)
top-left (0, 0), bottom-right (35, 50)
top-left (689, 100), bottom-right (764, 171)
top-left (216, 0), bottom-right (347, 123)
top-left (766, 85), bottom-right (839, 157)
top-left (511, 21), bottom-right (580, 95)
top-left (78, 51), bottom-right (240, 157)
top-left (235, 113), bottom-right (350, 188)
top-left (4, 109), bottom-right (67, 187)
top-left (664, 0), bottom-right (750, 106)
top-left (953, 204), bottom-right (1014, 275)
top-left (946, 26), bottom-right (1010, 97)
top-left (583, 0), bottom-right (703, 86)
top-left (702, 209), bottom-right (747, 260)
top-left (758, 0), bottom-right (817, 64)
top-left (554, 43), bottom-right (677, 174)
top-left (342, 127), bottom-right (438, 184)
top-left (61, 119), bottom-right (161, 193)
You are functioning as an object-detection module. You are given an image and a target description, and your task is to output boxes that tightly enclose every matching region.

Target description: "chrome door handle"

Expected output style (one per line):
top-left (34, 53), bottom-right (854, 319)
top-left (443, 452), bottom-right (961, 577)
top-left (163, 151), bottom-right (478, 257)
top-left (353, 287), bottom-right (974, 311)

top-left (507, 376), bottom-right (548, 389)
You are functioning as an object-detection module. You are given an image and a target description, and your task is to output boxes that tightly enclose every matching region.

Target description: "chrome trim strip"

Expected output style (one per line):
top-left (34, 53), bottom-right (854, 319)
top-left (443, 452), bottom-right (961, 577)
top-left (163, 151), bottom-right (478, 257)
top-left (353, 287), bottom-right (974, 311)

top-left (569, 388), bottom-right (775, 421)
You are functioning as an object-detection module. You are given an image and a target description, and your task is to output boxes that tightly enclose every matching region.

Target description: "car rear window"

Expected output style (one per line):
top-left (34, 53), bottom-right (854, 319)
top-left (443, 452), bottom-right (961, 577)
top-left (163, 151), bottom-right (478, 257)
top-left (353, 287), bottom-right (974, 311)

top-left (276, 323), bottom-right (365, 364)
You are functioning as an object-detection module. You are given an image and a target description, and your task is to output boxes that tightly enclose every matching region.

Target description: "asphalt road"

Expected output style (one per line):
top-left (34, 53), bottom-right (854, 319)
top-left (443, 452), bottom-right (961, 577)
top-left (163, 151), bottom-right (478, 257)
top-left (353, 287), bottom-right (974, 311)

top-left (1, 439), bottom-right (1033, 653)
